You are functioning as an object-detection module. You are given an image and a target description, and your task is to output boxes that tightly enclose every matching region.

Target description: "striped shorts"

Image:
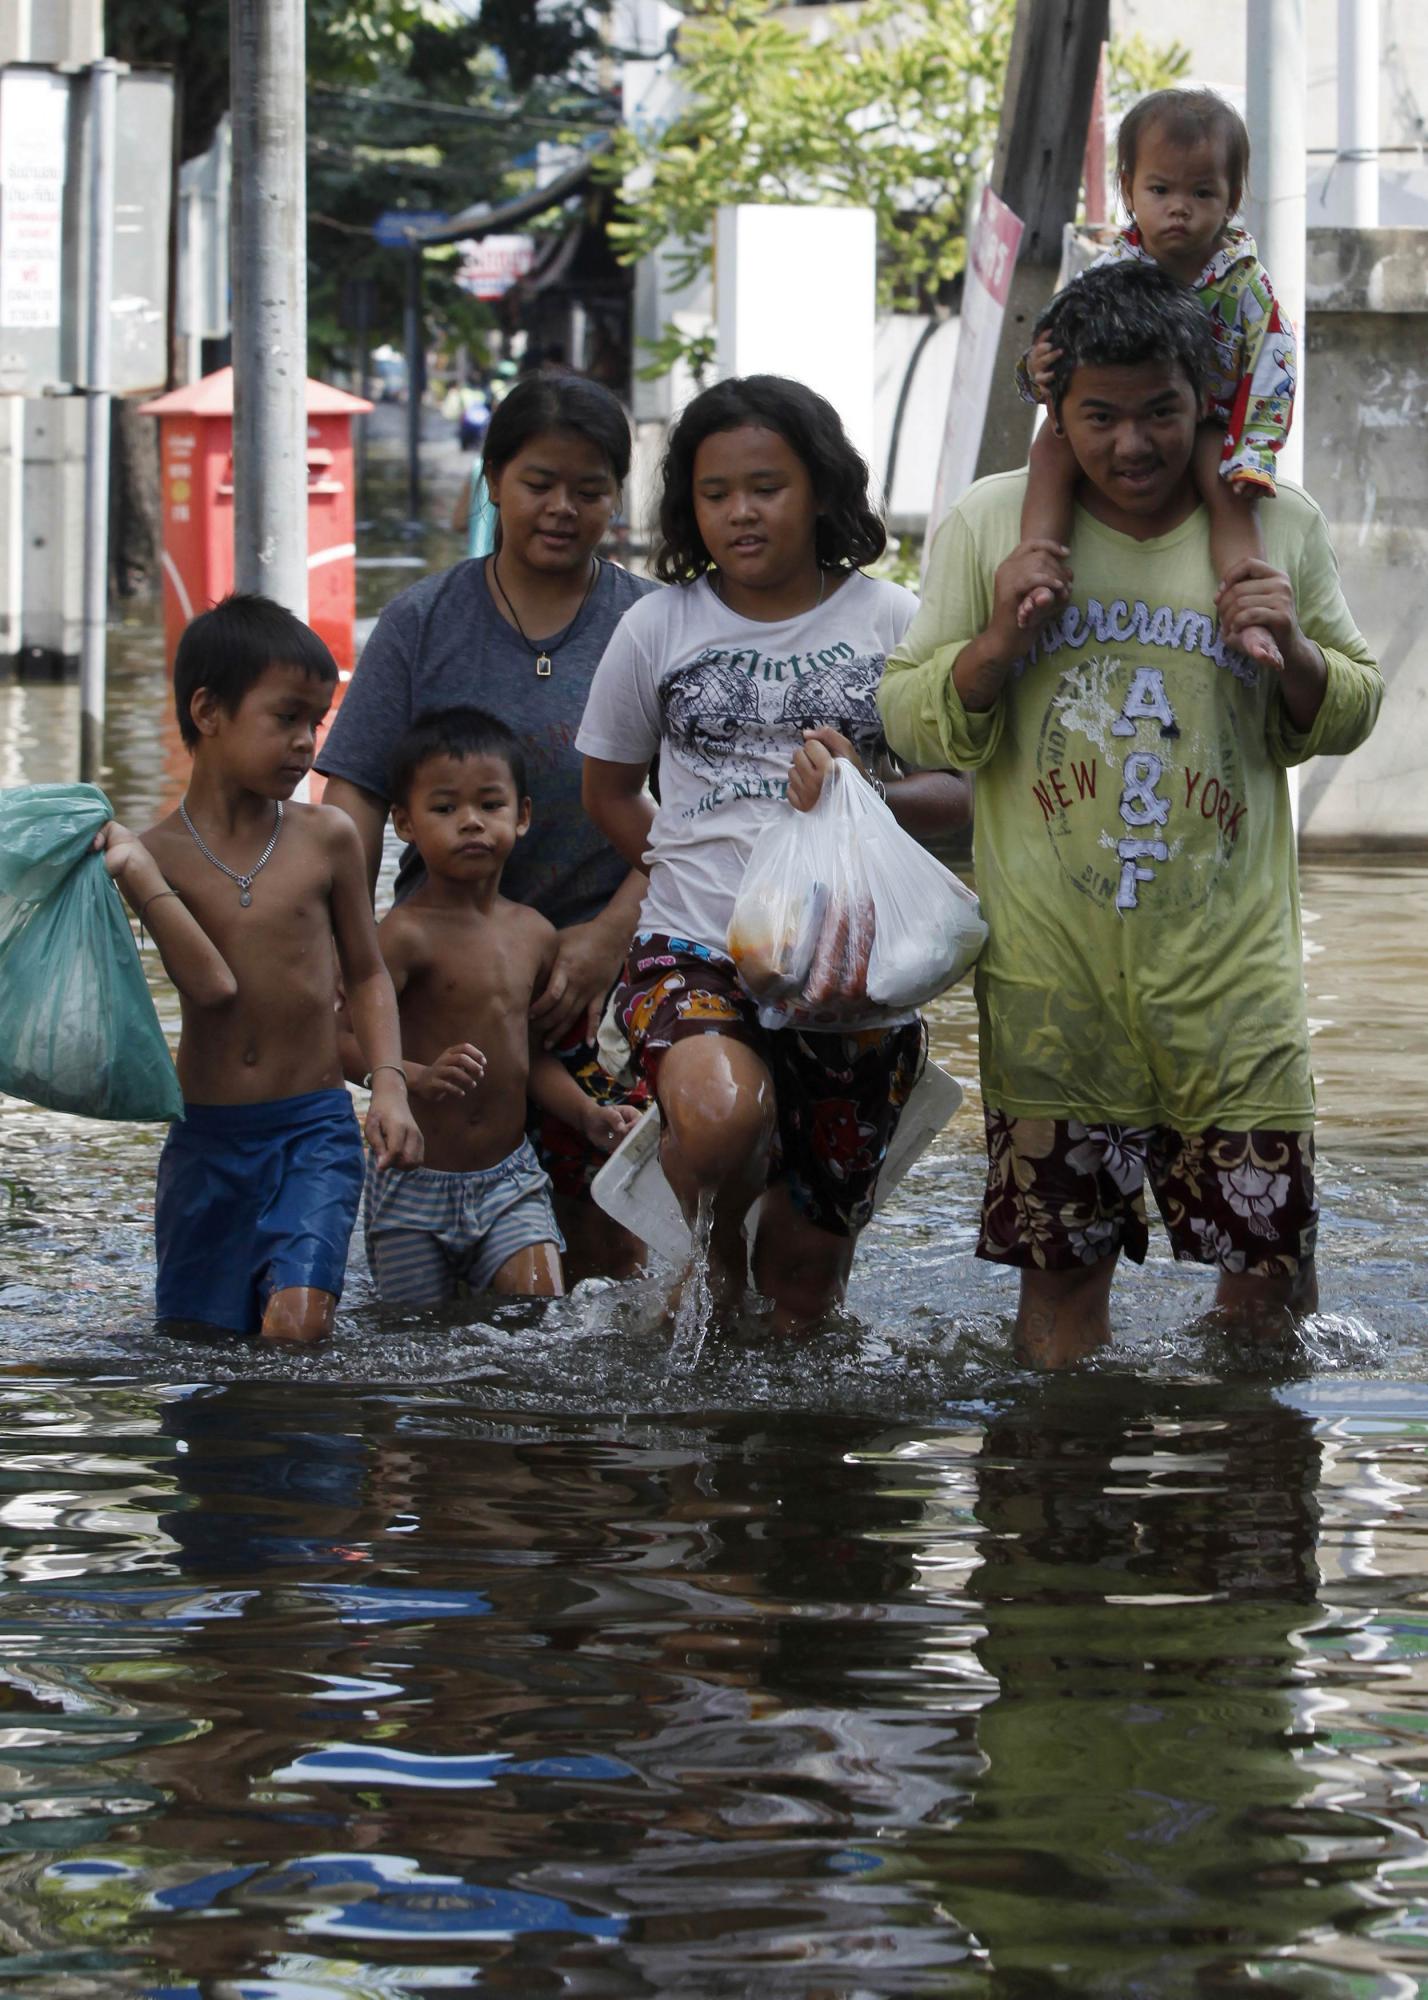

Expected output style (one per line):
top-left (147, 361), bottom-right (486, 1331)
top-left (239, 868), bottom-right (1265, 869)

top-left (363, 1137), bottom-right (564, 1307)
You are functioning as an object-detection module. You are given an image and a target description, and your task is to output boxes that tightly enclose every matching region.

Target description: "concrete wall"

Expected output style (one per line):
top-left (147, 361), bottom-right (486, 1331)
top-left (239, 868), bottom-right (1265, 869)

top-left (1298, 228), bottom-right (1428, 849)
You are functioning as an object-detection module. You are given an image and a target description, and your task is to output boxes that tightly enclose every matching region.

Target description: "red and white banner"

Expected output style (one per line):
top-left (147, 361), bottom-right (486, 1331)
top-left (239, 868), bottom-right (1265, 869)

top-left (456, 234), bottom-right (537, 301)
top-left (924, 186), bottom-right (1025, 573)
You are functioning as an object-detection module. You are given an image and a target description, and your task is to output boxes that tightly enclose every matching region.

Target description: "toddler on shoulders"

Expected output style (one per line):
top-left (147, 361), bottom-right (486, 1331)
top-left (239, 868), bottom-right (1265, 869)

top-left (1018, 86), bottom-right (1296, 670)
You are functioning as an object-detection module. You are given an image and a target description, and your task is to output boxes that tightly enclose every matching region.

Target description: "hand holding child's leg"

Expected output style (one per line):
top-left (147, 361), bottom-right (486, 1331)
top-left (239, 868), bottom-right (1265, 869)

top-left (1018, 423), bottom-right (1078, 628)
top-left (1196, 426), bottom-right (1282, 669)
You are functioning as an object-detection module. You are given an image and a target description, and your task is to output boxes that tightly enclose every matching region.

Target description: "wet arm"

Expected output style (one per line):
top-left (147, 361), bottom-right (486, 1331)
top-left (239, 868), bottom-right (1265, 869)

top-left (528, 1045), bottom-right (598, 1130)
top-left (582, 757), bottom-right (656, 874)
top-left (327, 813), bottom-right (422, 1168)
top-left (331, 822), bottom-right (403, 1067)
top-left (322, 777), bottom-right (389, 904)
top-left (884, 768), bottom-right (973, 837)
top-left (879, 510), bottom-right (1064, 771)
top-left (588, 866), bottom-right (647, 947)
top-left (337, 916), bottom-right (409, 1086)
top-left (98, 825), bottom-right (237, 1009)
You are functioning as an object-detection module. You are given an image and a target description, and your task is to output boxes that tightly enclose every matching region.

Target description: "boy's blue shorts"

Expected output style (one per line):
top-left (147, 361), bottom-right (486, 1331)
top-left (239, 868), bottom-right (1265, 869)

top-left (155, 1088), bottom-right (365, 1334)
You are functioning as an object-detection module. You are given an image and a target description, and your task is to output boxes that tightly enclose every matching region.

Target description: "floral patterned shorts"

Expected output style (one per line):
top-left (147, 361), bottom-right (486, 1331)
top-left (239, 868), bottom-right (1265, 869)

top-left (613, 931), bottom-right (926, 1239)
top-left (978, 1110), bottom-right (1318, 1276)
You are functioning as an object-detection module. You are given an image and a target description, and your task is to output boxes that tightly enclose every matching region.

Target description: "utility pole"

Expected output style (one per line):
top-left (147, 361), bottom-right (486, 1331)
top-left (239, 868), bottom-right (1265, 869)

top-left (973, 0), bottom-right (1109, 480)
top-left (79, 58), bottom-right (118, 784)
top-left (1335, 0), bottom-right (1380, 228)
top-left (404, 244), bottom-right (424, 527)
top-left (229, 0), bottom-right (308, 615)
top-left (1245, 0), bottom-right (1306, 488)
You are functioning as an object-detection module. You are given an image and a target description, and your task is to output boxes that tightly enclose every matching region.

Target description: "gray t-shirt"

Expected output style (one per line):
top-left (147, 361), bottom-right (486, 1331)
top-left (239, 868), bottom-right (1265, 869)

top-left (316, 556), bottom-right (659, 927)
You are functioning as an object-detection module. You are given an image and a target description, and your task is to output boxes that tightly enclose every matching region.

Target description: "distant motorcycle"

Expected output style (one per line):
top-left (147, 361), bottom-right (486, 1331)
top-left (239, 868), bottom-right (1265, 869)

top-left (458, 392), bottom-right (490, 452)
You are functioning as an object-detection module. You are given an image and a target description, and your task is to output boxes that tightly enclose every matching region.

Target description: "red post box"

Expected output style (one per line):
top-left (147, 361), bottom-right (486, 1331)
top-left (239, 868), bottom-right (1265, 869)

top-left (139, 367), bottom-right (372, 676)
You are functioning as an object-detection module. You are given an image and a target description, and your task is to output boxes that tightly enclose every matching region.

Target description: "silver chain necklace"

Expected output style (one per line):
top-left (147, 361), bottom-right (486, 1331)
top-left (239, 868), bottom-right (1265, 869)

top-left (179, 797), bottom-right (283, 907)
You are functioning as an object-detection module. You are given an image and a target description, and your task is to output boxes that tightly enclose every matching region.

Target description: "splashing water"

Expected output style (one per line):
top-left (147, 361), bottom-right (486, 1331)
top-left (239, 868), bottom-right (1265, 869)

top-left (666, 1188), bottom-right (716, 1376)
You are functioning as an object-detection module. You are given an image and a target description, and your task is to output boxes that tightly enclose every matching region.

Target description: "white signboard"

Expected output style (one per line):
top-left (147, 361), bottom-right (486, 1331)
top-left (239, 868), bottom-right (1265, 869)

top-left (457, 234), bottom-right (537, 301)
top-left (924, 187), bottom-right (1025, 573)
top-left (0, 69), bottom-right (69, 331)
top-left (715, 205), bottom-right (878, 477)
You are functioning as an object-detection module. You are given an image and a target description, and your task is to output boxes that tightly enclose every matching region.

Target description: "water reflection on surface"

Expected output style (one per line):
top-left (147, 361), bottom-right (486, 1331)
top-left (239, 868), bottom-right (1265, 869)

top-left (2, 451), bottom-right (1427, 1994)
top-left (0, 1382), bottom-right (1422, 1995)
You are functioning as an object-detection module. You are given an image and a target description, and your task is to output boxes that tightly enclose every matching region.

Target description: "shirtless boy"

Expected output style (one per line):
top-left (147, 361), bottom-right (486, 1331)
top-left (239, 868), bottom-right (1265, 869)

top-left (353, 707), bottom-right (639, 1306)
top-left (96, 593), bottom-right (422, 1344)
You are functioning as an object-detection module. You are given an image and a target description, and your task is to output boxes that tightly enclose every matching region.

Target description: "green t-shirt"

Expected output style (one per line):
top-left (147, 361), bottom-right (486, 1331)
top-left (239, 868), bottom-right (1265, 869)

top-left (879, 472), bottom-right (1382, 1129)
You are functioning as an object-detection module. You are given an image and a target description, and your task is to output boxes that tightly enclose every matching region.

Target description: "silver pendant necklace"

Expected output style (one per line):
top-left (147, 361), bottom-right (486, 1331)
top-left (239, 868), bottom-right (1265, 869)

top-left (489, 555), bottom-right (600, 678)
top-left (179, 797), bottom-right (283, 907)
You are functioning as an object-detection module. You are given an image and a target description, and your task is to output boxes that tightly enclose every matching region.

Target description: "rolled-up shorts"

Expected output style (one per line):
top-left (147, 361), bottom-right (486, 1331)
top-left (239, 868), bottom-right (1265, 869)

top-left (610, 930), bottom-right (926, 1240)
top-left (363, 1136), bottom-right (564, 1306)
top-left (155, 1088), bottom-right (365, 1334)
top-left (978, 1109), bottom-right (1318, 1275)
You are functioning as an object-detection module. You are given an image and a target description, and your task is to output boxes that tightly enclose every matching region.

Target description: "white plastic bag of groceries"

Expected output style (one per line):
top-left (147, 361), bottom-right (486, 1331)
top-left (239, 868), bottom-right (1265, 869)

top-left (726, 757), bottom-right (987, 1031)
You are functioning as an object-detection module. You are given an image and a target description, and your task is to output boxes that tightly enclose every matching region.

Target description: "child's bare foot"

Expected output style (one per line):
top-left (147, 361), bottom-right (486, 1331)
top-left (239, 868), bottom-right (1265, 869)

top-left (1016, 584), bottom-right (1059, 629)
top-left (1234, 621), bottom-right (1284, 671)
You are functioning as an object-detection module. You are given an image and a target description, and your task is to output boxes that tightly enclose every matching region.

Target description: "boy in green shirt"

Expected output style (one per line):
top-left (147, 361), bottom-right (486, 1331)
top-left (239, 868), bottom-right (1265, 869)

top-left (879, 262), bottom-right (1381, 1369)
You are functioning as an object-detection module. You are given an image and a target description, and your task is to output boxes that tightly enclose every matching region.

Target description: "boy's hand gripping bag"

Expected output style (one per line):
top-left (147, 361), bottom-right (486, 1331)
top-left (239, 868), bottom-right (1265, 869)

top-left (0, 784), bottom-right (183, 1121)
top-left (727, 757), bottom-right (987, 1031)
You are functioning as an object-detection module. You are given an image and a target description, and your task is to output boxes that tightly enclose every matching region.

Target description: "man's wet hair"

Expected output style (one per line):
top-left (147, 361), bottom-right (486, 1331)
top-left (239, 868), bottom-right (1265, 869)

top-left (1033, 261), bottom-right (1219, 417)
top-left (1117, 87), bottom-right (1250, 217)
top-left (174, 592), bottom-right (338, 748)
top-left (388, 706), bottom-right (527, 807)
top-left (653, 373), bottom-right (886, 584)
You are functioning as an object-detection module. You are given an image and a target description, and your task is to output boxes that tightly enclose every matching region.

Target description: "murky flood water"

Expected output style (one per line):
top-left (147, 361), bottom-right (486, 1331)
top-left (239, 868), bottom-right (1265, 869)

top-left (1, 441), bottom-right (1426, 1996)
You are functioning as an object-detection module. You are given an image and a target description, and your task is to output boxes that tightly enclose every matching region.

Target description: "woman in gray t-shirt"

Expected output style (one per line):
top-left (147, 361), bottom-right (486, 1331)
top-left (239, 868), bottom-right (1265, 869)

top-left (319, 375), bottom-right (660, 1282)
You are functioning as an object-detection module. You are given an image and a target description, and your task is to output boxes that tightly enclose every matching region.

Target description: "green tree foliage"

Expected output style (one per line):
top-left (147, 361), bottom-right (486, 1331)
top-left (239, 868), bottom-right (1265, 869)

top-left (106, 0), bottom-right (614, 374)
top-left (604, 0), bottom-right (1188, 377)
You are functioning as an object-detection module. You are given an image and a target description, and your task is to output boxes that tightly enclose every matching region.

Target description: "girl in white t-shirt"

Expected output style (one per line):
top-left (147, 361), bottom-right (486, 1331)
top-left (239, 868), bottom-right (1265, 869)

top-left (579, 374), bottom-right (971, 1334)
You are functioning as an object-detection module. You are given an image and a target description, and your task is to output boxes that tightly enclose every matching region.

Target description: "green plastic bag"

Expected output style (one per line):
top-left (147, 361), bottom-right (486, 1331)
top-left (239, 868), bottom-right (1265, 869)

top-left (0, 783), bottom-right (183, 1121)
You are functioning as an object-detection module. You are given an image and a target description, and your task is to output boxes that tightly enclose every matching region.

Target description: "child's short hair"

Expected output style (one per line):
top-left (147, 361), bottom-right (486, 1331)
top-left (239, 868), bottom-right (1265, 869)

top-left (1034, 261), bottom-right (1219, 416)
top-left (388, 706), bottom-right (528, 807)
top-left (1117, 87), bottom-right (1250, 217)
top-left (173, 593), bottom-right (338, 748)
top-left (652, 374), bottom-right (886, 585)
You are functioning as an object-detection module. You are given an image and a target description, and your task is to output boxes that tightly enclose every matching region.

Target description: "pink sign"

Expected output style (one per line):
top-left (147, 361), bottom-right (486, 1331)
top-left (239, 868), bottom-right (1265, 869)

top-left (967, 185), bottom-right (1022, 305)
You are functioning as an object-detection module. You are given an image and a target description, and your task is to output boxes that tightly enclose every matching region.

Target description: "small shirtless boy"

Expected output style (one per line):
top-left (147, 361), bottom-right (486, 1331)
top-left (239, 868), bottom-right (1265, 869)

top-left (95, 593), bottom-right (422, 1344)
top-left (352, 707), bottom-right (639, 1306)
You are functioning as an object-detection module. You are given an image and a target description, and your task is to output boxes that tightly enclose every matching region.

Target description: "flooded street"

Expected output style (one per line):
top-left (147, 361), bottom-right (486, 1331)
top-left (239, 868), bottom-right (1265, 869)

top-left (0, 428), bottom-right (1425, 1996)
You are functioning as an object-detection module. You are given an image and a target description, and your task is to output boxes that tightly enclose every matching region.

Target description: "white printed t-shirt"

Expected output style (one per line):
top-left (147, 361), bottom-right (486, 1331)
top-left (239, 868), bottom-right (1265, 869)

top-left (577, 570), bottom-right (919, 953)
